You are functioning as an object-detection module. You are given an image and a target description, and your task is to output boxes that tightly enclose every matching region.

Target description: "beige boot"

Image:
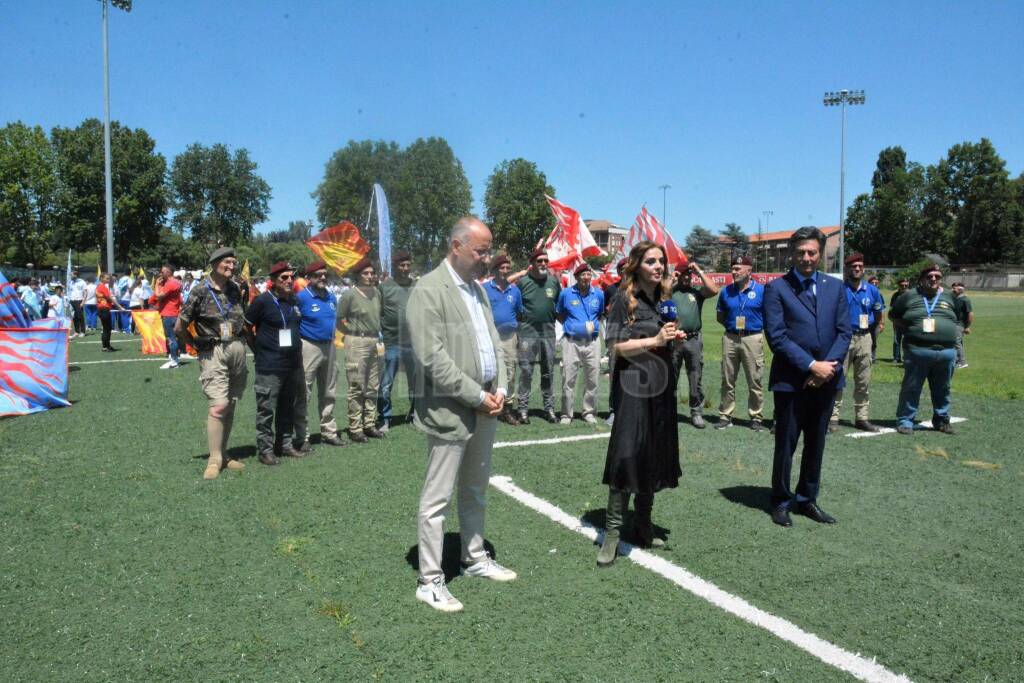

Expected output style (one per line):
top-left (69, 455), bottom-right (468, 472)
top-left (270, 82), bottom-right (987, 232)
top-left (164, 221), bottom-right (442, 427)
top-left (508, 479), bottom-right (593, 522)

top-left (203, 456), bottom-right (221, 480)
top-left (224, 460), bottom-right (244, 471)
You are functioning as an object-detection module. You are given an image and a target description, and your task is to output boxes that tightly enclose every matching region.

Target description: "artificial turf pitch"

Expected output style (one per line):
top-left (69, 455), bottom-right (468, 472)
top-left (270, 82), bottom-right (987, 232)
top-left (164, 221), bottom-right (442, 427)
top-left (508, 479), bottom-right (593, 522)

top-left (2, 293), bottom-right (1021, 681)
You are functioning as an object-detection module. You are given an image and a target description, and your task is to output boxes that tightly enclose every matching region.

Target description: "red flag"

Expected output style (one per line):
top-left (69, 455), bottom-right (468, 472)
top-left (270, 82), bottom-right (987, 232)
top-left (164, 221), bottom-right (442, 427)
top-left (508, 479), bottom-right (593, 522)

top-left (616, 207), bottom-right (687, 268)
top-left (540, 195), bottom-right (606, 271)
top-left (306, 221), bottom-right (371, 276)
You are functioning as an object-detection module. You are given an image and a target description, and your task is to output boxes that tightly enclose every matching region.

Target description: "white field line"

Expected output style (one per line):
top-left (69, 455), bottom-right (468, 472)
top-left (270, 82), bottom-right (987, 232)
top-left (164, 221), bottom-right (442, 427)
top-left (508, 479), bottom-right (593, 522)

top-left (72, 337), bottom-right (137, 344)
top-left (494, 433), bottom-right (610, 449)
top-left (846, 416), bottom-right (966, 438)
top-left (72, 357), bottom-right (170, 365)
top-left (489, 474), bottom-right (912, 683)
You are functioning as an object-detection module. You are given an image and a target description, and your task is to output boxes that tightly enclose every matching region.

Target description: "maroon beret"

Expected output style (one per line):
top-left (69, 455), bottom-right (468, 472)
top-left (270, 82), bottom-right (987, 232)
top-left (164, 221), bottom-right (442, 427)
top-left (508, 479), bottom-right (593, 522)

top-left (531, 247), bottom-right (548, 261)
top-left (349, 256), bottom-right (374, 276)
top-left (269, 261), bottom-right (294, 278)
top-left (731, 255), bottom-right (752, 266)
top-left (305, 260), bottom-right (328, 275)
top-left (844, 253), bottom-right (865, 266)
top-left (491, 253), bottom-right (510, 270)
top-left (393, 249), bottom-right (412, 264)
top-left (573, 263), bottom-right (591, 277)
top-left (919, 263), bottom-right (942, 279)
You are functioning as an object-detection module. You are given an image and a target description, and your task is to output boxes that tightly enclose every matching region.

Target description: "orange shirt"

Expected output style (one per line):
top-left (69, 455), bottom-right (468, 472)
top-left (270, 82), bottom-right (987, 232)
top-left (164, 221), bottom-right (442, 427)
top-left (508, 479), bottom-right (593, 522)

top-left (95, 283), bottom-right (114, 310)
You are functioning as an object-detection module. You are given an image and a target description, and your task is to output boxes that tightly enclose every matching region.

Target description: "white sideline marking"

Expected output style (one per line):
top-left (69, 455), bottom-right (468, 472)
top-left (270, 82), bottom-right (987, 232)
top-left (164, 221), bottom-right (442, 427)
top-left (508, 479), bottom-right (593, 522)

top-left (489, 474), bottom-right (912, 683)
top-left (73, 337), bottom-right (135, 344)
top-left (72, 357), bottom-right (169, 365)
top-left (494, 433), bottom-right (610, 449)
top-left (846, 417), bottom-right (966, 438)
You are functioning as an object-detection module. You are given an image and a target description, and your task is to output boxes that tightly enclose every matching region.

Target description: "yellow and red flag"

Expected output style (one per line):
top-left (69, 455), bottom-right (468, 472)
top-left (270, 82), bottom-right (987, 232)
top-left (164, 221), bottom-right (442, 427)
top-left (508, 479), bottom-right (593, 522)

top-left (240, 260), bottom-right (250, 282)
top-left (131, 310), bottom-right (166, 355)
top-left (306, 221), bottom-right (371, 277)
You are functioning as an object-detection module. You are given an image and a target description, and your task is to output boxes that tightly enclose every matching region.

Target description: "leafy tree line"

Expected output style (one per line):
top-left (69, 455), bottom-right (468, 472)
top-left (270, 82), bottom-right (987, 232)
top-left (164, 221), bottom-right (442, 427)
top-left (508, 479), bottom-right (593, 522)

top-left (3, 119), bottom-right (563, 274)
top-left (846, 139), bottom-right (1024, 265)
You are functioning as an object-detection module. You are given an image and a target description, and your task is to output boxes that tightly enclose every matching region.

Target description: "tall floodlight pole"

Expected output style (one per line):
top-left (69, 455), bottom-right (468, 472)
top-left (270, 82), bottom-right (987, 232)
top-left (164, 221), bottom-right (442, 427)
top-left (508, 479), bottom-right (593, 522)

top-left (101, 0), bottom-right (132, 274)
top-left (761, 210), bottom-right (773, 271)
top-left (823, 89), bottom-right (865, 270)
top-left (659, 184), bottom-right (671, 227)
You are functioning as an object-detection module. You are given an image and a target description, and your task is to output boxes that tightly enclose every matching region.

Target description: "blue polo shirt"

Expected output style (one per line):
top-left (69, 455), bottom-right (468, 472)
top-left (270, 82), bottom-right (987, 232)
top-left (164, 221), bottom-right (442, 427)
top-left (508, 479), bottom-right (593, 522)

top-left (843, 280), bottom-right (883, 331)
top-left (716, 279), bottom-right (765, 333)
top-left (296, 286), bottom-right (338, 342)
top-left (483, 279), bottom-right (523, 335)
top-left (556, 285), bottom-right (604, 339)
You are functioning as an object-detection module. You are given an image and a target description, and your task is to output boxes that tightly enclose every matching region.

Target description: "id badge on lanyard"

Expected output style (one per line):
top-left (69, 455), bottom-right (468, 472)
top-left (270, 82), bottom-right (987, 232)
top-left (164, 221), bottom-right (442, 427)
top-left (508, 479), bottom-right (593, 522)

top-left (735, 315), bottom-right (746, 331)
top-left (921, 292), bottom-right (939, 334)
top-left (279, 328), bottom-right (293, 347)
top-left (859, 314), bottom-right (869, 329)
top-left (220, 322), bottom-right (233, 339)
top-left (922, 318), bottom-right (936, 333)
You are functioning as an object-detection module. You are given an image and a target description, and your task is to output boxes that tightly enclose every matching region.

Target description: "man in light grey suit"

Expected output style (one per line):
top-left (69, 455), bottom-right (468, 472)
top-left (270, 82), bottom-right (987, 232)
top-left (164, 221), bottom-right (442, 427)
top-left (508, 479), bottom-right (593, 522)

top-left (407, 216), bottom-right (516, 613)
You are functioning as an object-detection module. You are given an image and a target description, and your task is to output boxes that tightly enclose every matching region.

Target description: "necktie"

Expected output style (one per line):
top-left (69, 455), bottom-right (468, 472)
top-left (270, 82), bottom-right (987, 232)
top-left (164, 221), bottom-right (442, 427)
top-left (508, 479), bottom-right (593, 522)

top-left (803, 277), bottom-right (816, 304)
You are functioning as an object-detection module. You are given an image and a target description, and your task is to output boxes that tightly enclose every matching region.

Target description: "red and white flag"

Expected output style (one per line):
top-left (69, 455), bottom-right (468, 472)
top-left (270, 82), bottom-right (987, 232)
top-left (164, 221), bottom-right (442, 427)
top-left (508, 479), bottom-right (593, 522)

top-left (538, 195), bottom-right (606, 271)
top-left (614, 206), bottom-right (688, 269)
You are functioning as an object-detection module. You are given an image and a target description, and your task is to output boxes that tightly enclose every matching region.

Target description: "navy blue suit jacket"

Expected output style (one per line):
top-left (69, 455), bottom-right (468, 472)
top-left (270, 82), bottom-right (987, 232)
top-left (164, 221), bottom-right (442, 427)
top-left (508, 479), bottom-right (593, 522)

top-left (764, 271), bottom-right (852, 393)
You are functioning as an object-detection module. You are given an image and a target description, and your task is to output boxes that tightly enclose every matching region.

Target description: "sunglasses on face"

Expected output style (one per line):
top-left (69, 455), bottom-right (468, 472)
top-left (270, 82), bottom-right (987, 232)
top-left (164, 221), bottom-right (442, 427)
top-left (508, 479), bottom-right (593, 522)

top-left (534, 259), bottom-right (548, 265)
top-left (925, 274), bottom-right (942, 280)
top-left (277, 274), bottom-right (294, 281)
top-left (312, 272), bottom-right (328, 278)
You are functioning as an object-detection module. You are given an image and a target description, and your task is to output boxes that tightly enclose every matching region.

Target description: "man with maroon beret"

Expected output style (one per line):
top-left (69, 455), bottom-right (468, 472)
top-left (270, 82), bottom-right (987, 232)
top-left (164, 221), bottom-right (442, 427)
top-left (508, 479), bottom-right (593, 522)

top-left (515, 248), bottom-right (561, 424)
top-left (555, 263), bottom-right (604, 424)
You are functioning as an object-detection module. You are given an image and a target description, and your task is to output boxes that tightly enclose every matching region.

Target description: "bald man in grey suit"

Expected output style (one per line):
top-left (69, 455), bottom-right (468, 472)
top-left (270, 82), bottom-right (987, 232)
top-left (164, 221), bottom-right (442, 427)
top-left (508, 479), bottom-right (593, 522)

top-left (407, 216), bottom-right (516, 613)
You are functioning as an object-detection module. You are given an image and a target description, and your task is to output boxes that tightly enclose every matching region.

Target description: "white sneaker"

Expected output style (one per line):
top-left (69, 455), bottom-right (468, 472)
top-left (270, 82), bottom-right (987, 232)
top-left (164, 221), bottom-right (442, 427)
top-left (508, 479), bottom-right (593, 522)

top-left (415, 576), bottom-right (463, 612)
top-left (606, 413), bottom-right (615, 426)
top-left (462, 556), bottom-right (517, 582)
top-left (378, 421), bottom-right (390, 434)
top-left (159, 360), bottom-right (174, 369)
top-left (583, 414), bottom-right (597, 425)
top-left (559, 416), bottom-right (571, 425)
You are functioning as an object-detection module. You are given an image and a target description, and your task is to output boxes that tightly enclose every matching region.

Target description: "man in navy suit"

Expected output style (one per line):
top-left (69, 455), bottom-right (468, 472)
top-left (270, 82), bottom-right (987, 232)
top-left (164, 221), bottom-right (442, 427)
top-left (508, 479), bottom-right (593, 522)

top-left (763, 227), bottom-right (852, 527)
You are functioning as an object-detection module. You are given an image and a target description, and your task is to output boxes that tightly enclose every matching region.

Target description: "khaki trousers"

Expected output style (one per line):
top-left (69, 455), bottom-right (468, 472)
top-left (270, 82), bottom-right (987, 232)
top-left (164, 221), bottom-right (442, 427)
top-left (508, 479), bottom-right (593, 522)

top-left (832, 332), bottom-right (873, 422)
top-left (561, 337), bottom-right (600, 418)
top-left (417, 416), bottom-right (498, 582)
top-left (719, 332), bottom-right (764, 420)
top-left (499, 331), bottom-right (518, 404)
top-left (295, 338), bottom-right (339, 443)
top-left (344, 335), bottom-right (380, 433)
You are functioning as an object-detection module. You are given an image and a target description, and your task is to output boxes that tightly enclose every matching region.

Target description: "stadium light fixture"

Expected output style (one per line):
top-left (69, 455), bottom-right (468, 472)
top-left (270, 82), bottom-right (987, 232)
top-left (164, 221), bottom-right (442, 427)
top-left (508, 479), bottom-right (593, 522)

top-left (659, 184), bottom-right (671, 229)
top-left (823, 89), bottom-right (866, 269)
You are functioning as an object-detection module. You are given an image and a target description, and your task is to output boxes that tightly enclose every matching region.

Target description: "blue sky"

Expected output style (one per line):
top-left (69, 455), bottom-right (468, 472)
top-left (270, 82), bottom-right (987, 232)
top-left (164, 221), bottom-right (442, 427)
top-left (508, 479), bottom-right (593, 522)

top-left (3, 1), bottom-right (1022, 245)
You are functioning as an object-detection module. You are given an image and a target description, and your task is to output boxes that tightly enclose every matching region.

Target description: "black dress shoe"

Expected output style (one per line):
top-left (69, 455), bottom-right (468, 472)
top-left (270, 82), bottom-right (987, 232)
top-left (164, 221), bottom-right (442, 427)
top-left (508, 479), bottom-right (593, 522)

top-left (750, 419), bottom-right (764, 432)
top-left (321, 434), bottom-right (346, 447)
top-left (348, 430), bottom-right (369, 444)
top-left (854, 420), bottom-right (881, 433)
top-left (258, 451), bottom-right (280, 466)
top-left (936, 422), bottom-right (956, 435)
top-left (827, 421), bottom-right (840, 434)
top-left (518, 413), bottom-right (530, 425)
top-left (543, 411), bottom-right (558, 424)
top-left (771, 505), bottom-right (793, 527)
top-left (280, 444), bottom-right (306, 458)
top-left (364, 426), bottom-right (385, 439)
top-left (796, 502), bottom-right (836, 524)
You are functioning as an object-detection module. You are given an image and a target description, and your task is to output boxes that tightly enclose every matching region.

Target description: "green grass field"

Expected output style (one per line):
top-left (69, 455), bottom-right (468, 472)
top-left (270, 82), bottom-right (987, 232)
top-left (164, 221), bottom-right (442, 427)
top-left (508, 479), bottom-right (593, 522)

top-left (2, 292), bottom-right (1022, 681)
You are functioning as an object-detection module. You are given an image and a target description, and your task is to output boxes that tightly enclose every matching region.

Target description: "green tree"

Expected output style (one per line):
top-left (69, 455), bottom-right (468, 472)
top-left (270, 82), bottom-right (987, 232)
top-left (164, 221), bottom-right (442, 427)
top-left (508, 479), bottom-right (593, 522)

top-left (922, 139), bottom-right (1019, 263)
top-left (0, 122), bottom-right (57, 264)
top-left (392, 137), bottom-right (472, 263)
top-left (684, 225), bottom-right (717, 264)
top-left (717, 222), bottom-right (749, 269)
top-left (846, 146), bottom-right (928, 265)
top-left (169, 143), bottom-right (271, 247)
top-left (312, 139), bottom-right (401, 239)
top-left (51, 118), bottom-right (167, 262)
top-left (483, 158), bottom-right (556, 261)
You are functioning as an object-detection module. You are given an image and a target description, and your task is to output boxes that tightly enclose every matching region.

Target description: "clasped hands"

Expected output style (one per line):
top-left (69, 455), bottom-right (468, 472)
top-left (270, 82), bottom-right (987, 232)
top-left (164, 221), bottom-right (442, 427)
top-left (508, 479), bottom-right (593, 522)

top-left (477, 391), bottom-right (505, 416)
top-left (656, 323), bottom-right (688, 346)
top-left (804, 360), bottom-right (839, 389)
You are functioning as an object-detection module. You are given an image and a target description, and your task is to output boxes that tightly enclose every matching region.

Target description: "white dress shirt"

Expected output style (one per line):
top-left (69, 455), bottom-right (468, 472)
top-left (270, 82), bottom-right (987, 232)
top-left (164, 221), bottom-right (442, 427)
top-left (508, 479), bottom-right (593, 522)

top-left (444, 260), bottom-right (503, 403)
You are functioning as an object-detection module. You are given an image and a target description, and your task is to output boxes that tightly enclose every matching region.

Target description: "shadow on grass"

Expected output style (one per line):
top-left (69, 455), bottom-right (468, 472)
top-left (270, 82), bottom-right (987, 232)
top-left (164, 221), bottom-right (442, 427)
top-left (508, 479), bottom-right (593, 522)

top-left (405, 533), bottom-right (497, 582)
top-left (719, 485), bottom-right (773, 514)
top-left (190, 444), bottom-right (257, 461)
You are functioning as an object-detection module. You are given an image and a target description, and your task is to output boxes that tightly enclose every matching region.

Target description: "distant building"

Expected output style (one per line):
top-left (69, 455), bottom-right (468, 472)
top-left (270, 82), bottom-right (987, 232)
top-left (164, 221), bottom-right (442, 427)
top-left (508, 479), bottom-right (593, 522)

top-left (584, 220), bottom-right (628, 255)
top-left (715, 226), bottom-right (841, 272)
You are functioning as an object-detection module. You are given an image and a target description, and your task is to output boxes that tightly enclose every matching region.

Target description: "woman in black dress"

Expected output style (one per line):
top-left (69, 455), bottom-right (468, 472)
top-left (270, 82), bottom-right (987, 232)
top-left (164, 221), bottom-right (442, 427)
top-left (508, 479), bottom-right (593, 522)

top-left (598, 241), bottom-right (682, 566)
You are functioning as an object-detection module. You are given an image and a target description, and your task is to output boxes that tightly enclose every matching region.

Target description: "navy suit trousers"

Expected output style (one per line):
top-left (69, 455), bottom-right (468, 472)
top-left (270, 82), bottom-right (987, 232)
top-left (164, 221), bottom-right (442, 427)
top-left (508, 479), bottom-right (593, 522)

top-left (771, 387), bottom-right (837, 507)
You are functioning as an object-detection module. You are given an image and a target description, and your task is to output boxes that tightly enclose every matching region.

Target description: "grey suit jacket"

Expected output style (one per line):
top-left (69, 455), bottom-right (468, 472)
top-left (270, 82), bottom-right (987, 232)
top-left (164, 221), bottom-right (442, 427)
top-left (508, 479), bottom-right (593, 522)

top-left (406, 262), bottom-right (507, 442)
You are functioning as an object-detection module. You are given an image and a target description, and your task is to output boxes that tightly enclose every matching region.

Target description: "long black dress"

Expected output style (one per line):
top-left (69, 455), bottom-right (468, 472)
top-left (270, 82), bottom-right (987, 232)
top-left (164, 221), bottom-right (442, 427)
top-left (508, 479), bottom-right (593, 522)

top-left (603, 289), bottom-right (681, 493)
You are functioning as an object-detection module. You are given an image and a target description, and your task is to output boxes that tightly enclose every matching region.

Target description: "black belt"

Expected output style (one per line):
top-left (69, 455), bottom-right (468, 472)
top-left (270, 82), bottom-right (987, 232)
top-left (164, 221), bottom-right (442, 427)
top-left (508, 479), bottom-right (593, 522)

top-left (727, 330), bottom-right (760, 337)
top-left (853, 329), bottom-right (871, 336)
top-left (565, 335), bottom-right (597, 342)
top-left (681, 330), bottom-right (700, 337)
top-left (345, 331), bottom-right (377, 338)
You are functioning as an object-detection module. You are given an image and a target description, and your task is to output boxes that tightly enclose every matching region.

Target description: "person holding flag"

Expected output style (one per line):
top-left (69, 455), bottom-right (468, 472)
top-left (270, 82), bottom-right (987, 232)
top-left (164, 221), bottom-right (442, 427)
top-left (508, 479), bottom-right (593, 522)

top-left (154, 265), bottom-right (184, 370)
top-left (176, 248), bottom-right (249, 479)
